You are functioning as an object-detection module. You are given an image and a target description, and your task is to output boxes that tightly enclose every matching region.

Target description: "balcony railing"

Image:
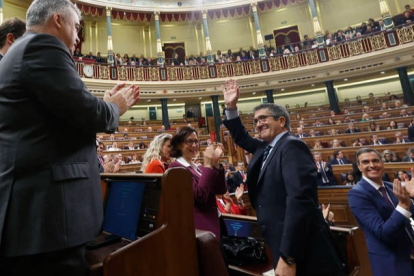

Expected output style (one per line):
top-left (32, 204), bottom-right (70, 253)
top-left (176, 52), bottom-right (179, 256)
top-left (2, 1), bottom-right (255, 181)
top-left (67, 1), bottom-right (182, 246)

top-left (76, 25), bottom-right (414, 82)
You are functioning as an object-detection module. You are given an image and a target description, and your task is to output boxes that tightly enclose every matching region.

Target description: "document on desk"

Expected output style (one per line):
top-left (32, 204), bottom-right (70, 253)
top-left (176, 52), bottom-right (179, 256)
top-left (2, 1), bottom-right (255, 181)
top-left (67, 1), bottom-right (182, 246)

top-left (263, 269), bottom-right (275, 276)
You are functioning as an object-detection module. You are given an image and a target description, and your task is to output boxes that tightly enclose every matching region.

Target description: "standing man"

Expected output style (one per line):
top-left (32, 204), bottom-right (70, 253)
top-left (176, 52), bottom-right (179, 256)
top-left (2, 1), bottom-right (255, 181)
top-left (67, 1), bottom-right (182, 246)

top-left (231, 161), bottom-right (247, 193)
top-left (221, 79), bottom-right (343, 276)
top-left (0, 17), bottom-right (26, 61)
top-left (348, 148), bottom-right (414, 275)
top-left (0, 1), bottom-right (140, 275)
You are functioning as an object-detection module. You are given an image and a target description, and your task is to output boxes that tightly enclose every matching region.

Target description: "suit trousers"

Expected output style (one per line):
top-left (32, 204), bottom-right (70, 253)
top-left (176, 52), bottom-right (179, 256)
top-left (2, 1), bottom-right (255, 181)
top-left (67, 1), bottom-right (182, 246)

top-left (0, 244), bottom-right (88, 276)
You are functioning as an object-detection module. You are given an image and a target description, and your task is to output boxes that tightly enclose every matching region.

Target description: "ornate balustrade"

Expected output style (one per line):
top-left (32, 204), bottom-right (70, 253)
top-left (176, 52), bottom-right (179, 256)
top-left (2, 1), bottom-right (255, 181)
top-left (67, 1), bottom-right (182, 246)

top-left (76, 26), bottom-right (414, 82)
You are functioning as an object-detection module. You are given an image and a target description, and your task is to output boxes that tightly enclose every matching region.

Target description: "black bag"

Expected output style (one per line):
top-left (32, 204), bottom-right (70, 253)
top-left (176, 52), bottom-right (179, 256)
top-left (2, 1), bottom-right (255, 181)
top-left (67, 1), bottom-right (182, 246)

top-left (221, 236), bottom-right (268, 266)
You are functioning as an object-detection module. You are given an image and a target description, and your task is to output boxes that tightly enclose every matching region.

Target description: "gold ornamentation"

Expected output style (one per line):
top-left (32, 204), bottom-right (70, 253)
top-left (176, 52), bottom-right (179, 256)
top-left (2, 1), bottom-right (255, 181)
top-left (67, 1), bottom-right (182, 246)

top-left (370, 33), bottom-right (387, 50)
top-left (99, 65), bottom-right (109, 79)
top-left (199, 66), bottom-right (209, 79)
top-left (167, 67), bottom-right (177, 81)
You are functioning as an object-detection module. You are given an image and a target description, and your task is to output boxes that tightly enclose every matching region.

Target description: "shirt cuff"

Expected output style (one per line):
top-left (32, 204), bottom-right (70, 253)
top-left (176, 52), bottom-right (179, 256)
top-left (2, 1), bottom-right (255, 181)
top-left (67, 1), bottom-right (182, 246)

top-left (225, 109), bottom-right (239, 120)
top-left (396, 205), bottom-right (412, 218)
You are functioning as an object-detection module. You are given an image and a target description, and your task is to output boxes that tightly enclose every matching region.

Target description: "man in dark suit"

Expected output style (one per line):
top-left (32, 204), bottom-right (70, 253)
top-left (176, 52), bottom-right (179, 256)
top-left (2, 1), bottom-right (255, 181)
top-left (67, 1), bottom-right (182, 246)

top-left (221, 79), bottom-right (343, 276)
top-left (0, 1), bottom-right (140, 275)
top-left (232, 161), bottom-right (247, 192)
top-left (345, 122), bottom-right (361, 133)
top-left (295, 127), bottom-right (309, 139)
top-left (314, 152), bottom-right (337, 186)
top-left (0, 17), bottom-right (26, 61)
top-left (329, 150), bottom-right (350, 165)
top-left (348, 148), bottom-right (414, 275)
top-left (402, 148), bottom-right (414, 162)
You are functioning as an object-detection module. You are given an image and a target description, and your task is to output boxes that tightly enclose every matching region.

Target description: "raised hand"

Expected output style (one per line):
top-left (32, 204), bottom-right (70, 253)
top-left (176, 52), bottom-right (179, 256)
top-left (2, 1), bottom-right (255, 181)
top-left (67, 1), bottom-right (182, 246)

top-left (393, 179), bottom-right (411, 210)
top-left (221, 79), bottom-right (240, 109)
top-left (104, 84), bottom-right (140, 115)
top-left (235, 184), bottom-right (245, 202)
top-left (405, 168), bottom-right (414, 197)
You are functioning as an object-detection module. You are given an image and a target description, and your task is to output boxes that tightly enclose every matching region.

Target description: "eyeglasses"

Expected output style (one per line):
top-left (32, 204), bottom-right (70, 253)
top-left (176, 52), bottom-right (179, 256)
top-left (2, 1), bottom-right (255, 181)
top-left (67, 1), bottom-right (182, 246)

top-left (185, 139), bottom-right (199, 145)
top-left (253, 115), bottom-right (277, 126)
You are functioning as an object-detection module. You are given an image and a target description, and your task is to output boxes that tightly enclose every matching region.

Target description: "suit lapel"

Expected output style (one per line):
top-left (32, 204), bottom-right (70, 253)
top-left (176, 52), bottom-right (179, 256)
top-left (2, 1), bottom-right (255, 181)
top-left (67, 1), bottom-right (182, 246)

top-left (360, 179), bottom-right (394, 216)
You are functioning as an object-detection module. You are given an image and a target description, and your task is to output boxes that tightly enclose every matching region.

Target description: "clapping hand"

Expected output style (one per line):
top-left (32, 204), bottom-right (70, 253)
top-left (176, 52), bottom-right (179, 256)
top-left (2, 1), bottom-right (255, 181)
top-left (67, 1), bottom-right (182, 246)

top-left (393, 178), bottom-right (411, 211)
top-left (235, 184), bottom-right (245, 202)
top-left (404, 168), bottom-right (414, 198)
top-left (204, 145), bottom-right (223, 169)
top-left (104, 83), bottom-right (140, 115)
top-left (221, 79), bottom-right (240, 109)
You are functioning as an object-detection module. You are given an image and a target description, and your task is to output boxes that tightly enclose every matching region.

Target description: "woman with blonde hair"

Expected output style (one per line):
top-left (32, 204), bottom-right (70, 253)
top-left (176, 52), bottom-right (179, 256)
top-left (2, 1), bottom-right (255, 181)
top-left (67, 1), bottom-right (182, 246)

top-left (141, 133), bottom-right (173, 173)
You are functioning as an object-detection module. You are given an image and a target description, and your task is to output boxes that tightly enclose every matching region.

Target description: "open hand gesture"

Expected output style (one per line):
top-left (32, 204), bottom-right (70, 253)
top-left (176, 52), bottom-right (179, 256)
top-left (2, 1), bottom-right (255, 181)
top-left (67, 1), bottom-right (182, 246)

top-left (221, 79), bottom-right (240, 109)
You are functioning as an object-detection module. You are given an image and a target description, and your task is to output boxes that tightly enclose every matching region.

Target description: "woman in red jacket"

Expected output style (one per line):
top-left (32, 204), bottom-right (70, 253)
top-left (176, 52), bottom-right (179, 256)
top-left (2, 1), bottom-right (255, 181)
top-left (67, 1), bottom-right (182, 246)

top-left (141, 133), bottom-right (172, 173)
top-left (216, 184), bottom-right (247, 215)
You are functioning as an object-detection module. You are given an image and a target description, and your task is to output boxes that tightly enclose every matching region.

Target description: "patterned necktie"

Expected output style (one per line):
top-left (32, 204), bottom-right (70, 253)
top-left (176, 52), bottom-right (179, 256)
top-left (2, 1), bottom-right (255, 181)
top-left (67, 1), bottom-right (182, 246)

top-left (262, 145), bottom-right (272, 165)
top-left (320, 163), bottom-right (329, 183)
top-left (378, 186), bottom-right (394, 208)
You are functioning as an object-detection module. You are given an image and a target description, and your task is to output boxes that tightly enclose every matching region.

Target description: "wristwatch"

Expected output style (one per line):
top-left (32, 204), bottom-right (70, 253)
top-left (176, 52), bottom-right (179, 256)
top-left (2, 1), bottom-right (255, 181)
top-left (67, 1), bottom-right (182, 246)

top-left (280, 252), bottom-right (296, 266)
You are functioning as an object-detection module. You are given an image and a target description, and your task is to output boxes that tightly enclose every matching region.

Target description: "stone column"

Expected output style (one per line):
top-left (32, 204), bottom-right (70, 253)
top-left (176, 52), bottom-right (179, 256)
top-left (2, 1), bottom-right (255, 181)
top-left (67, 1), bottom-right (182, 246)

top-left (379, 0), bottom-right (394, 30)
top-left (308, 0), bottom-right (324, 47)
top-left (106, 7), bottom-right (114, 65)
top-left (202, 11), bottom-right (214, 65)
top-left (154, 11), bottom-right (164, 66)
top-left (251, 3), bottom-right (266, 59)
top-left (211, 95), bottom-right (222, 143)
top-left (396, 67), bottom-right (414, 105)
top-left (0, 0), bottom-right (3, 25)
top-left (265, 89), bottom-right (274, 103)
top-left (160, 99), bottom-right (170, 130)
top-left (325, 81), bottom-right (340, 114)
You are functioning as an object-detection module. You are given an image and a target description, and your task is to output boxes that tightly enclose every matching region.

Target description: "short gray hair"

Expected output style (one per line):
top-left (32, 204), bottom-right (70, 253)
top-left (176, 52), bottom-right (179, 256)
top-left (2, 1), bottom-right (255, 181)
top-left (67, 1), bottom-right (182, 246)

top-left (253, 103), bottom-right (291, 130)
top-left (26, 0), bottom-right (81, 29)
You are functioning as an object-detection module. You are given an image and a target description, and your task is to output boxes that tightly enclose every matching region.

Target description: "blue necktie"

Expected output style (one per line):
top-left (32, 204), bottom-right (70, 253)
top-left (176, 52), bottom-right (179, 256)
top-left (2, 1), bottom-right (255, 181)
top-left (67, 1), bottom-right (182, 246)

top-left (262, 145), bottom-right (272, 165)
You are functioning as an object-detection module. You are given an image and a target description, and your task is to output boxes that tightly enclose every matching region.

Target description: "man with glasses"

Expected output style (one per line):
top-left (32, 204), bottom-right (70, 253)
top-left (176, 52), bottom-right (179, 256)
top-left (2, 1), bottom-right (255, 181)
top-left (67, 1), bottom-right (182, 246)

top-left (0, 0), bottom-right (140, 275)
top-left (221, 79), bottom-right (343, 276)
top-left (0, 17), bottom-right (26, 61)
top-left (348, 148), bottom-right (414, 275)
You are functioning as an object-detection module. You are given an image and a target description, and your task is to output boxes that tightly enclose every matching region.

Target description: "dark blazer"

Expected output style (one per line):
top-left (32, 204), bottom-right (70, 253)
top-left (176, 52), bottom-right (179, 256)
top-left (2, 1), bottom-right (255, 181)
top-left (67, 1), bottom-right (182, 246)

top-left (345, 128), bottom-right (361, 133)
top-left (348, 179), bottom-right (414, 276)
top-left (329, 158), bottom-right (350, 165)
top-left (168, 161), bottom-right (226, 240)
top-left (224, 117), bottom-right (342, 275)
top-left (232, 171), bottom-right (245, 189)
top-left (316, 162), bottom-right (337, 186)
top-left (0, 32), bottom-right (120, 257)
top-left (402, 156), bottom-right (414, 162)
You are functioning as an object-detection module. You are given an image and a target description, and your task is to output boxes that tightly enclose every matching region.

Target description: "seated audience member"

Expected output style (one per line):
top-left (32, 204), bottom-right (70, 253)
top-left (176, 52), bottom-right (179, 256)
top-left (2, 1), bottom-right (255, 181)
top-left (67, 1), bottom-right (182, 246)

top-left (361, 113), bottom-right (370, 122)
top-left (330, 110), bottom-right (336, 117)
top-left (329, 128), bottom-right (339, 135)
top-left (314, 152), bottom-right (336, 186)
top-left (394, 99), bottom-right (407, 109)
top-left (216, 185), bottom-right (247, 215)
top-left (130, 153), bottom-right (141, 164)
top-left (95, 52), bottom-right (105, 63)
top-left (108, 133), bottom-right (115, 140)
top-left (382, 112), bottom-right (391, 119)
top-left (367, 121), bottom-right (380, 132)
top-left (348, 148), bottom-right (414, 276)
top-left (295, 127), bottom-right (308, 138)
top-left (408, 118), bottom-right (414, 142)
top-left (84, 51), bottom-right (94, 59)
top-left (231, 162), bottom-right (247, 193)
top-left (169, 127), bottom-right (226, 240)
top-left (345, 122), bottom-right (361, 133)
top-left (343, 116), bottom-right (351, 124)
top-left (371, 134), bottom-right (386, 145)
top-left (396, 170), bottom-right (411, 186)
top-left (313, 119), bottom-right (323, 127)
top-left (298, 120), bottom-right (305, 128)
top-left (362, 106), bottom-right (370, 113)
top-left (399, 10), bottom-right (414, 25)
top-left (380, 102), bottom-right (389, 110)
top-left (0, 18), bottom-right (26, 61)
top-left (394, 131), bottom-right (408, 144)
top-left (331, 139), bottom-right (342, 148)
top-left (344, 173), bottom-right (356, 186)
top-left (400, 109), bottom-right (409, 117)
top-left (387, 120), bottom-right (398, 130)
top-left (309, 129), bottom-right (317, 137)
top-left (383, 150), bottom-right (400, 162)
top-left (313, 139), bottom-right (323, 149)
top-left (109, 141), bottom-right (121, 151)
top-left (352, 138), bottom-right (364, 147)
top-left (73, 47), bottom-right (83, 57)
top-left (147, 126), bottom-right (153, 132)
top-left (139, 142), bottom-right (147, 149)
top-left (402, 147), bottom-right (414, 162)
top-left (157, 125), bottom-right (166, 132)
top-left (330, 150), bottom-right (350, 165)
top-left (327, 118), bottom-right (335, 125)
top-left (141, 133), bottom-right (172, 173)
top-left (127, 141), bottom-right (135, 150)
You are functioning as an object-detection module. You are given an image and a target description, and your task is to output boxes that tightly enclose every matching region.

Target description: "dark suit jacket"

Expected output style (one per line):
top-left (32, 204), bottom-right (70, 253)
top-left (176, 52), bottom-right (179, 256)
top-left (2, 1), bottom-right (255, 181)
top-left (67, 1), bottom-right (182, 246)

top-left (345, 128), bottom-right (361, 133)
top-left (232, 171), bottom-right (245, 189)
top-left (224, 117), bottom-right (342, 275)
top-left (408, 125), bottom-right (414, 142)
top-left (168, 161), bottom-right (226, 240)
top-left (316, 162), bottom-right (337, 186)
top-left (348, 179), bottom-right (414, 276)
top-left (329, 158), bottom-right (350, 165)
top-left (0, 32), bottom-right (120, 257)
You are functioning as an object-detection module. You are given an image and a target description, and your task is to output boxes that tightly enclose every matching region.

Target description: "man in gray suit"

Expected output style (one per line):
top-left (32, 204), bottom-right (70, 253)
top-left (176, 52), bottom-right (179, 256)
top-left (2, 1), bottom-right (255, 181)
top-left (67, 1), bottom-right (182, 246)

top-left (0, 1), bottom-right (140, 275)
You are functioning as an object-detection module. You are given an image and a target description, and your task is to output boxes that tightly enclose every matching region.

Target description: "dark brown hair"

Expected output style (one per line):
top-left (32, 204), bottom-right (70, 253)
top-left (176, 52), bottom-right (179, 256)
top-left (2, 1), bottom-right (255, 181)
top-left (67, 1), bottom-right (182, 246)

top-left (170, 126), bottom-right (197, 158)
